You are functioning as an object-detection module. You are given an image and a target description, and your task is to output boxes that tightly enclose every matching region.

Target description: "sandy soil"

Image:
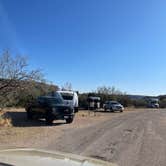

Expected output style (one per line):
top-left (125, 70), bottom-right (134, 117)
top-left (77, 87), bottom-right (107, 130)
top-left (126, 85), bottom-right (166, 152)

top-left (0, 108), bottom-right (166, 166)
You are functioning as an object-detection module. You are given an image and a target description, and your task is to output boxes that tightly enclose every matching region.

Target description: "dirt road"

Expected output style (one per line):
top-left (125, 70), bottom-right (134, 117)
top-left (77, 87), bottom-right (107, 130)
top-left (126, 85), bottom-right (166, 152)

top-left (45, 110), bottom-right (166, 166)
top-left (1, 109), bottom-right (166, 166)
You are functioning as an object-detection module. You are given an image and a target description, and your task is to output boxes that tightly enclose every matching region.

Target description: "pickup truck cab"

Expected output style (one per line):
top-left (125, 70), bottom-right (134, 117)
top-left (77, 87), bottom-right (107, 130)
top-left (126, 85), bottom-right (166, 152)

top-left (25, 96), bottom-right (75, 125)
top-left (104, 101), bottom-right (124, 112)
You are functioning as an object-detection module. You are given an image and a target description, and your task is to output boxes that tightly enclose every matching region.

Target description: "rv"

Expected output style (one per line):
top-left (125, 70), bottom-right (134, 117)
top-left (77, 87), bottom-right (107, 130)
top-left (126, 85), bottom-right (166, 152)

top-left (54, 91), bottom-right (79, 112)
top-left (148, 98), bottom-right (159, 108)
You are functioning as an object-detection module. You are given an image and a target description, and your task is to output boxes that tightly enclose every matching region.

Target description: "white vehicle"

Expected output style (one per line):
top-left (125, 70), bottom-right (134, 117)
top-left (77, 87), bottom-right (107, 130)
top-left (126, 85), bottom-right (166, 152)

top-left (147, 98), bottom-right (159, 108)
top-left (54, 91), bottom-right (79, 112)
top-left (104, 101), bottom-right (124, 112)
top-left (88, 96), bottom-right (101, 110)
top-left (0, 148), bottom-right (117, 166)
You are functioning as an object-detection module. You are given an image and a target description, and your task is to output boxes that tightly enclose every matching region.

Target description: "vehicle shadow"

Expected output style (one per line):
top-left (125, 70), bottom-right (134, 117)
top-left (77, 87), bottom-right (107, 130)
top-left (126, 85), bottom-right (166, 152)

top-left (7, 112), bottom-right (66, 127)
top-left (92, 110), bottom-right (121, 113)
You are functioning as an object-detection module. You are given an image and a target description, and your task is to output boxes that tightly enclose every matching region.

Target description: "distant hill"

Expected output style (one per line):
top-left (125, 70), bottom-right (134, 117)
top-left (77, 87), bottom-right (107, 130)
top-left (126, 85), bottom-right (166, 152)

top-left (127, 95), bottom-right (157, 100)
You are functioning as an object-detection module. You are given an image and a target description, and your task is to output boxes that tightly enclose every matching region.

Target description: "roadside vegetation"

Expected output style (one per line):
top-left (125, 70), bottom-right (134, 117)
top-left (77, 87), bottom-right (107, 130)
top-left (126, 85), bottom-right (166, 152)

top-left (159, 95), bottom-right (166, 108)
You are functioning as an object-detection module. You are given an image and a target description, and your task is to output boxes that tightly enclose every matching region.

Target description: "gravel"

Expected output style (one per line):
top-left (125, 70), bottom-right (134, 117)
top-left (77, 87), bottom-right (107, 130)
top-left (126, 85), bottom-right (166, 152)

top-left (1, 109), bottom-right (166, 166)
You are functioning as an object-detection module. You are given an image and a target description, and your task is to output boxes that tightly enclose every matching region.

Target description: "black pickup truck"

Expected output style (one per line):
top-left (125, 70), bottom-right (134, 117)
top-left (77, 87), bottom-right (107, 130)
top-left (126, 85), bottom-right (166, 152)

top-left (25, 96), bottom-right (75, 125)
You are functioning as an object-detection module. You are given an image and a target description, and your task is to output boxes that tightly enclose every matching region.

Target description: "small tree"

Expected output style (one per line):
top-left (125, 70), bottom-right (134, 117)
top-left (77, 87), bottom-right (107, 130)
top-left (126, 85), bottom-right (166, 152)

top-left (0, 50), bottom-right (44, 108)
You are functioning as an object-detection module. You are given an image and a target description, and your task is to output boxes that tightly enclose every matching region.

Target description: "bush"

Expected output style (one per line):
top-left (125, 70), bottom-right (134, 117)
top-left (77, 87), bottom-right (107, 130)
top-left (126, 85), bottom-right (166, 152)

top-left (159, 99), bottom-right (166, 108)
top-left (0, 112), bottom-right (12, 127)
top-left (79, 93), bottom-right (89, 109)
top-left (132, 99), bottom-right (147, 108)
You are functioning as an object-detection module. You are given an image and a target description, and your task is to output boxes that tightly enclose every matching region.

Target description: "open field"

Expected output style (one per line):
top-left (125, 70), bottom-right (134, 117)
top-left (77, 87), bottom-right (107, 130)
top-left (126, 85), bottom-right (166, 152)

top-left (0, 108), bottom-right (166, 166)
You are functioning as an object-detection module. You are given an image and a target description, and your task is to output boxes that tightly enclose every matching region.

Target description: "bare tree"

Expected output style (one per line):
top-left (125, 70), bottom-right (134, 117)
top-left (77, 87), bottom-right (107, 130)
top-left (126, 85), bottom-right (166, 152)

top-left (0, 50), bottom-right (44, 108)
top-left (96, 86), bottom-right (122, 95)
top-left (61, 82), bottom-right (72, 91)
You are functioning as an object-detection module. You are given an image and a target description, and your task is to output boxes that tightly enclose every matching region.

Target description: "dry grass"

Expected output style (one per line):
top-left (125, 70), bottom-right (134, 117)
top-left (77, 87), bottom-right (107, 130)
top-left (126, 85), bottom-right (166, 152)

top-left (0, 111), bottom-right (12, 127)
top-left (76, 110), bottom-right (103, 117)
top-left (124, 107), bottom-right (136, 111)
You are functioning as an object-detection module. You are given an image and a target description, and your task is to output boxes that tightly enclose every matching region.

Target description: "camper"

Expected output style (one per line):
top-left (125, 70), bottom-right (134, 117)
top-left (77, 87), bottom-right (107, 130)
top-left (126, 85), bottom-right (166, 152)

top-left (54, 91), bottom-right (79, 112)
top-left (148, 98), bottom-right (159, 108)
top-left (87, 97), bottom-right (100, 110)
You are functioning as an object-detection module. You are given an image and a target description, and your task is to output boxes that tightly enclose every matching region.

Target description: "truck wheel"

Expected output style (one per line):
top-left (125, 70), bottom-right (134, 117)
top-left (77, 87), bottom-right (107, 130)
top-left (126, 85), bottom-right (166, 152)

top-left (109, 108), bottom-right (113, 112)
top-left (74, 108), bottom-right (79, 113)
top-left (66, 117), bottom-right (73, 124)
top-left (27, 108), bottom-right (33, 120)
top-left (45, 113), bottom-right (54, 125)
top-left (46, 117), bottom-right (53, 125)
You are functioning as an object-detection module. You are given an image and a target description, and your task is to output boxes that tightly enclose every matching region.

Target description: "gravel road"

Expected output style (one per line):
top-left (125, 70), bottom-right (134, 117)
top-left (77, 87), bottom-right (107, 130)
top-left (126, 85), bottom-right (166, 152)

top-left (1, 109), bottom-right (166, 166)
top-left (45, 109), bottom-right (166, 166)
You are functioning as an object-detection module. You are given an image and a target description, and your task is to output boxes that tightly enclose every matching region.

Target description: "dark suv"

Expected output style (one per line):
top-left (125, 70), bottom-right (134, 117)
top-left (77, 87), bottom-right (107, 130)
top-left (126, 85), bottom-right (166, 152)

top-left (25, 96), bottom-right (75, 125)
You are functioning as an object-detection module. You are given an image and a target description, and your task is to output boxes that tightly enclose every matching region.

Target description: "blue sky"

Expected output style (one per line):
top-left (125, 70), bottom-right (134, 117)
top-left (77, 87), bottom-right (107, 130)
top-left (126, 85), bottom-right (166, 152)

top-left (0, 0), bottom-right (166, 95)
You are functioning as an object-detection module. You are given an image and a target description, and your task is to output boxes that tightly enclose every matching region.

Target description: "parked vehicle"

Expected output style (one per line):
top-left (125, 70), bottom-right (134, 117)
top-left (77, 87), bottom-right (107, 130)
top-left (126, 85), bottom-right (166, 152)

top-left (104, 101), bottom-right (124, 112)
top-left (54, 91), bottom-right (79, 112)
top-left (87, 96), bottom-right (100, 110)
top-left (147, 98), bottom-right (159, 108)
top-left (25, 96), bottom-right (75, 125)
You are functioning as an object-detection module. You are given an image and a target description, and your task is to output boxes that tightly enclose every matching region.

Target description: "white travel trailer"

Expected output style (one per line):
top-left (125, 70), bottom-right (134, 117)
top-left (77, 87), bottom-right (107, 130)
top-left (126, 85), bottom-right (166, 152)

top-left (54, 90), bottom-right (79, 112)
top-left (88, 96), bottom-right (100, 110)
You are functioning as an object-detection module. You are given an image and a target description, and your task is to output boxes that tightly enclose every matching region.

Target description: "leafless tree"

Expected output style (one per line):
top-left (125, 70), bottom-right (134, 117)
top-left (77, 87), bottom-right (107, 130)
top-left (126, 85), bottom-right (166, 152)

top-left (0, 50), bottom-right (44, 108)
top-left (96, 86), bottom-right (123, 95)
top-left (61, 82), bottom-right (72, 91)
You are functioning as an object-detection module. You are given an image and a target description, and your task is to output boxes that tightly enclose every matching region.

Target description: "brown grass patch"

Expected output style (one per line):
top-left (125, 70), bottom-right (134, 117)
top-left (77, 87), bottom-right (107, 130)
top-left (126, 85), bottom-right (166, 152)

top-left (0, 111), bottom-right (12, 127)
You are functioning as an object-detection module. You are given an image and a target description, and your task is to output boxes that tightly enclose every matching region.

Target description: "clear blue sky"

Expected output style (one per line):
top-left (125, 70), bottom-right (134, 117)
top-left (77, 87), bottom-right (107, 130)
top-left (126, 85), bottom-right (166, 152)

top-left (0, 0), bottom-right (166, 95)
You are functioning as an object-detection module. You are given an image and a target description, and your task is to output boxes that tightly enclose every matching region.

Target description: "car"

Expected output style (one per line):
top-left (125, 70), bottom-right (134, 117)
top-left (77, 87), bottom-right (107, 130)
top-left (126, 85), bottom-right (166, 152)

top-left (54, 90), bottom-right (79, 112)
top-left (25, 96), bottom-right (75, 125)
top-left (104, 101), bottom-right (124, 112)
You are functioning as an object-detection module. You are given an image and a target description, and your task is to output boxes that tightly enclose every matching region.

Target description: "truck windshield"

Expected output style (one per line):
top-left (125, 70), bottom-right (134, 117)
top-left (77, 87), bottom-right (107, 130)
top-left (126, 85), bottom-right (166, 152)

top-left (38, 97), bottom-right (63, 105)
top-left (47, 98), bottom-right (63, 104)
top-left (60, 93), bottom-right (74, 100)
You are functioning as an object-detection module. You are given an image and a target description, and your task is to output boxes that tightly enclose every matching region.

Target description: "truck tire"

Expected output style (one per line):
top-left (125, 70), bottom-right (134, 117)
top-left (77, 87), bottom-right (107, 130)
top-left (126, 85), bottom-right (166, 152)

top-left (74, 107), bottom-right (79, 113)
top-left (27, 108), bottom-right (33, 120)
top-left (66, 117), bottom-right (73, 124)
top-left (45, 112), bottom-right (54, 125)
top-left (109, 108), bottom-right (114, 112)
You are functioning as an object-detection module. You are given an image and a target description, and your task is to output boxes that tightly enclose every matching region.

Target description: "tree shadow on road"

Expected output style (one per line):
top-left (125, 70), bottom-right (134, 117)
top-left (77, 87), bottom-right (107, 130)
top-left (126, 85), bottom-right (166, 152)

top-left (7, 111), bottom-right (66, 127)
